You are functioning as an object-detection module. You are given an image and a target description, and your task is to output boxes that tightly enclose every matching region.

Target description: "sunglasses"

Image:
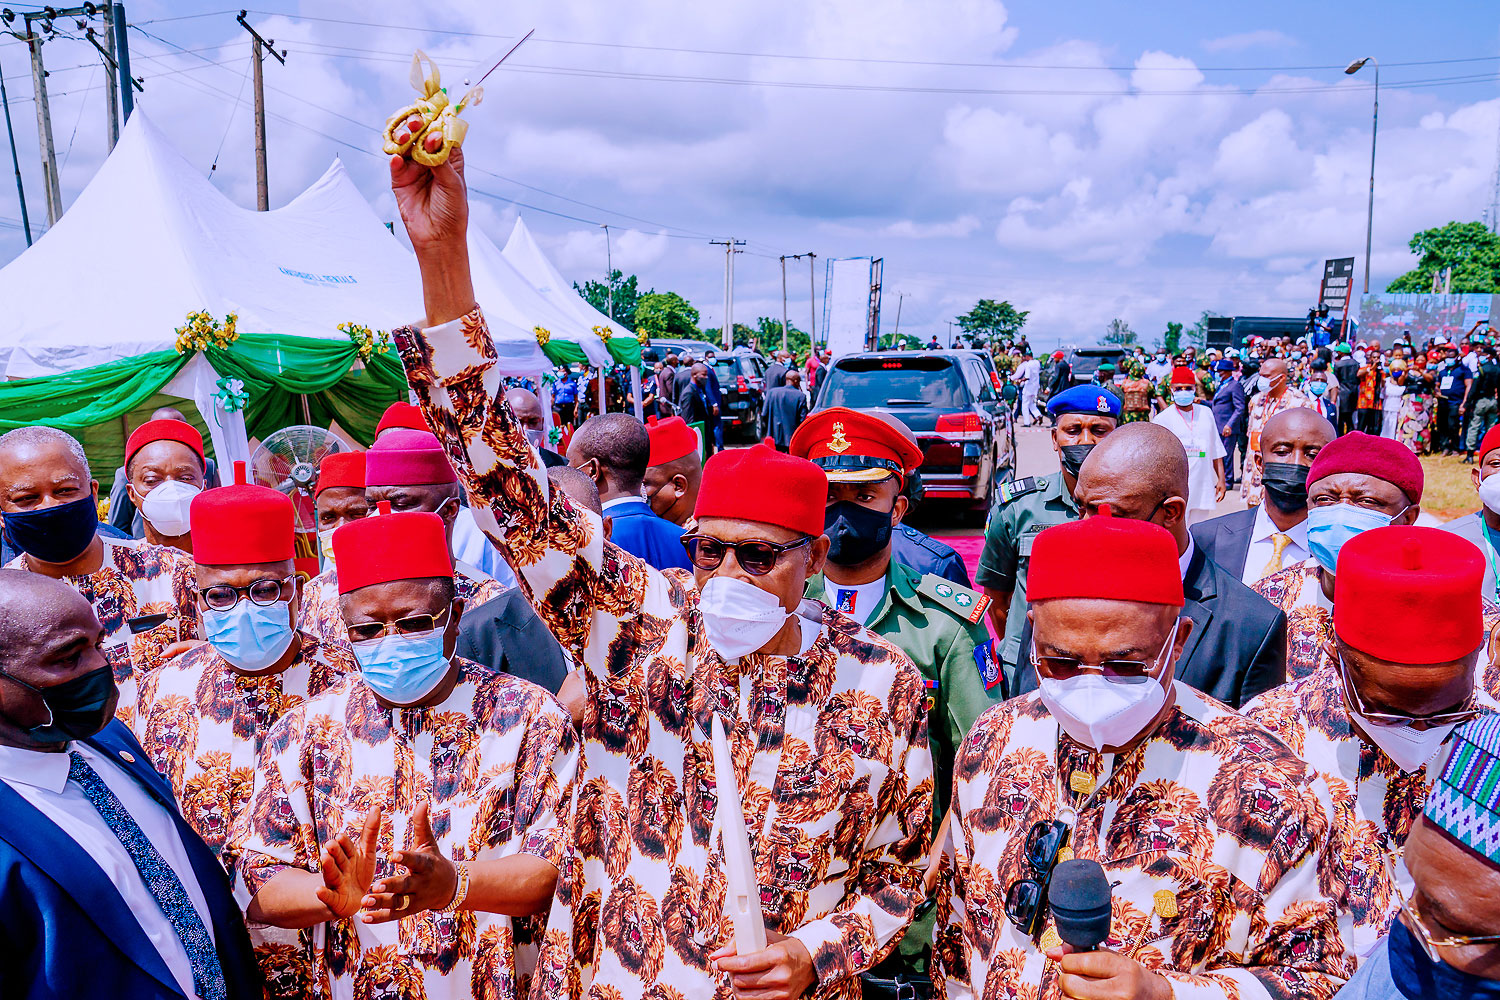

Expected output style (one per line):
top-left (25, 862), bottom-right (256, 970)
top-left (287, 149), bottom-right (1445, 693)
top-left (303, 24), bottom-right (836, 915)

top-left (1339, 657), bottom-right (1480, 729)
top-left (1005, 820), bottom-right (1071, 940)
top-left (347, 606), bottom-right (452, 644)
top-left (1031, 621), bottom-right (1178, 686)
top-left (198, 575), bottom-right (294, 612)
top-left (680, 534), bottom-right (812, 576)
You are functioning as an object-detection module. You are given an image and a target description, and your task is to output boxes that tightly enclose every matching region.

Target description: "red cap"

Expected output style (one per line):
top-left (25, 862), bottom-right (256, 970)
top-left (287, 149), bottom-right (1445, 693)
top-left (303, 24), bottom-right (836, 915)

top-left (365, 429), bottom-right (456, 486)
top-left (375, 402), bottom-right (427, 437)
top-left (1170, 367), bottom-right (1197, 387)
top-left (190, 460), bottom-right (294, 565)
top-left (1481, 425), bottom-right (1500, 464)
top-left (1307, 431), bottom-right (1423, 504)
top-left (1028, 511), bottom-right (1184, 607)
top-left (647, 416), bottom-right (698, 466)
top-left (125, 419), bottom-right (204, 468)
top-left (789, 407), bottom-right (924, 483)
top-left (695, 444), bottom-right (826, 537)
top-left (333, 504), bottom-right (452, 594)
top-left (1335, 526), bottom-right (1483, 664)
top-left (315, 451), bottom-right (366, 497)
top-left (1052, 351), bottom-right (1065, 361)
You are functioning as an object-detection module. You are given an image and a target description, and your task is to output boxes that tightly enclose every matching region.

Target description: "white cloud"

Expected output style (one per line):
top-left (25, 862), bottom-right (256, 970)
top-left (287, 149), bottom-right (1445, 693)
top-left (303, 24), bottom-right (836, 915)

top-left (1202, 29), bottom-right (1298, 53)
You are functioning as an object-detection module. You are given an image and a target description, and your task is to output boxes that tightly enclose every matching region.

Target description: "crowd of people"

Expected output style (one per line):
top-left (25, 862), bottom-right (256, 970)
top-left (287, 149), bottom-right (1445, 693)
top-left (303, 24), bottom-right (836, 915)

top-left (1, 147), bottom-right (1498, 1000)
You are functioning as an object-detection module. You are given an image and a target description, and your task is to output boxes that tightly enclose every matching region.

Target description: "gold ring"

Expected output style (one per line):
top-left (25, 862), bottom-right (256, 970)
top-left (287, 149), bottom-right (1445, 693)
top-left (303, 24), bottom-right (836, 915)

top-left (399, 894), bottom-right (411, 910)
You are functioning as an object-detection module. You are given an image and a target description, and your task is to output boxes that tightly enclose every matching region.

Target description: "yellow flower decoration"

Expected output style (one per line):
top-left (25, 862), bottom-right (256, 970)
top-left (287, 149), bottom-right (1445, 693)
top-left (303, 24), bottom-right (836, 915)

top-left (534, 325), bottom-right (551, 347)
top-left (338, 322), bottom-right (390, 363)
top-left (174, 310), bottom-right (239, 354)
top-left (635, 326), bottom-right (650, 346)
top-left (592, 325), bottom-right (613, 341)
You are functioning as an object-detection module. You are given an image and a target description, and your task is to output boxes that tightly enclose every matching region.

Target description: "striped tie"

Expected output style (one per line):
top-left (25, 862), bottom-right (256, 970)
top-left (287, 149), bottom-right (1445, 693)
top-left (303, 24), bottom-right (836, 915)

top-left (1261, 532), bottom-right (1292, 579)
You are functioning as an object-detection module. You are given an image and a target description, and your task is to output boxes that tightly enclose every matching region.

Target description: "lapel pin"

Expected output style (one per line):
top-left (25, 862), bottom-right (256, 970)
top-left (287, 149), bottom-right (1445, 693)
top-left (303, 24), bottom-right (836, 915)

top-left (119, 750), bottom-right (136, 764)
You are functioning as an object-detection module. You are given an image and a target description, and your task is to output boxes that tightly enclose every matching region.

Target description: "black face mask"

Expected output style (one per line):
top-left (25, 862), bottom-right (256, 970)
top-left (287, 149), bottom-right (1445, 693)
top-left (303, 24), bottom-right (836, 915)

top-left (1058, 443), bottom-right (1095, 479)
top-left (825, 500), bottom-right (894, 565)
top-left (1260, 461), bottom-right (1310, 513)
top-left (3, 492), bottom-right (99, 565)
top-left (5, 664), bottom-right (116, 743)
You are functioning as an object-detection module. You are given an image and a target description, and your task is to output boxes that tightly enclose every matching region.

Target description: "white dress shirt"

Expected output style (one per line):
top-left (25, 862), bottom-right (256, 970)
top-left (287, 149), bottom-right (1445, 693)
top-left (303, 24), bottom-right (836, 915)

top-left (1241, 503), bottom-right (1310, 587)
top-left (0, 741), bottom-right (215, 999)
top-left (452, 505), bottom-right (517, 588)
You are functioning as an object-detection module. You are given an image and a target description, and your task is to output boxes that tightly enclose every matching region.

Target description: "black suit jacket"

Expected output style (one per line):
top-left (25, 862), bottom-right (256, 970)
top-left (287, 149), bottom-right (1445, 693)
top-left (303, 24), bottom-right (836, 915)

top-left (456, 587), bottom-right (572, 695)
top-left (1188, 507), bottom-right (1257, 582)
top-left (1014, 544), bottom-right (1285, 707)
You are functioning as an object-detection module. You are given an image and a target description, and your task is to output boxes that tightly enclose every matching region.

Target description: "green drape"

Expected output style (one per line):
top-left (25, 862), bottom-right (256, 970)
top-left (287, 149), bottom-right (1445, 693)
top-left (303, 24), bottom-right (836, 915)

top-left (0, 349), bottom-right (189, 431)
top-left (540, 339), bottom-right (590, 366)
top-left (606, 337), bottom-right (643, 366)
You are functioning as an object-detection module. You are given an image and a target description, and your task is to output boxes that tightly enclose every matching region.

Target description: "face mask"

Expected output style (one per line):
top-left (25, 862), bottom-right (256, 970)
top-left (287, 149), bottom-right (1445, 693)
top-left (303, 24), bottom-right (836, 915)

top-left (697, 576), bottom-right (790, 660)
top-left (1352, 709), bottom-right (1457, 773)
top-left (1058, 443), bottom-right (1095, 479)
top-left (135, 480), bottom-right (200, 538)
top-left (1256, 375), bottom-right (1279, 394)
top-left (2, 492), bottom-right (99, 565)
top-left (1260, 462), bottom-right (1311, 513)
top-left (1388, 913), bottom-right (1500, 1000)
top-left (825, 500), bottom-right (893, 566)
top-left (523, 427), bottom-right (547, 450)
top-left (201, 599), bottom-right (296, 672)
top-left (1305, 502), bottom-right (1407, 574)
top-left (318, 526), bottom-right (338, 567)
top-left (1155, 355), bottom-right (1165, 363)
top-left (1305, 379), bottom-right (1328, 397)
top-left (1171, 389), bottom-right (1195, 407)
top-left (352, 628), bottom-right (453, 705)
top-left (2, 664), bottom-right (116, 743)
top-left (1038, 622), bottom-right (1177, 751)
top-left (1479, 473), bottom-right (1500, 515)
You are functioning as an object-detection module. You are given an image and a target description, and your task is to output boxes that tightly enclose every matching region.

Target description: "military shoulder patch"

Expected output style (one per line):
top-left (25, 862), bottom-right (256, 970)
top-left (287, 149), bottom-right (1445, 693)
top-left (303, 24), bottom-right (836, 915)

top-left (974, 638), bottom-right (1000, 690)
top-left (918, 574), bottom-right (992, 624)
top-left (997, 477), bottom-right (1040, 506)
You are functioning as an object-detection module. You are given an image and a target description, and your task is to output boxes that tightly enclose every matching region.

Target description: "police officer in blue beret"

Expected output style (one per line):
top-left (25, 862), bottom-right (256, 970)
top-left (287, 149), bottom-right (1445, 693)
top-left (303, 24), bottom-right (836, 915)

top-left (975, 384), bottom-right (1120, 693)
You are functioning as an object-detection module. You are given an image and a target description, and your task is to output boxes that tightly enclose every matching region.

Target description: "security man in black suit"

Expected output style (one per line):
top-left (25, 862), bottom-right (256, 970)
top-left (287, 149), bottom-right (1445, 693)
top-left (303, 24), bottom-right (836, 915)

top-left (1015, 422), bottom-right (1285, 707)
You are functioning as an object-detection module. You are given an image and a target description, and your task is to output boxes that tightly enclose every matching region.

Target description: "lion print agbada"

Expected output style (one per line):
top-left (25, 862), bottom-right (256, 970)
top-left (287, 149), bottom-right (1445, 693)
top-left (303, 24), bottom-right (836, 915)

top-left (235, 658), bottom-right (577, 1000)
top-left (6, 534), bottom-right (199, 728)
top-left (1253, 557), bottom-right (1500, 690)
top-left (132, 629), bottom-right (346, 997)
top-left (932, 683), bottom-right (1352, 1000)
top-left (1243, 667), bottom-right (1500, 965)
top-left (390, 308), bottom-right (936, 1000)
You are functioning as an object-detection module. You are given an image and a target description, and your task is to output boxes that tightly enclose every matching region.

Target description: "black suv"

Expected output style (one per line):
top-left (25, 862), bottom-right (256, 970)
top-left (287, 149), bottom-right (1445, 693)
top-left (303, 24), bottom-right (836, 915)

top-left (709, 351), bottom-right (769, 441)
top-left (812, 351), bottom-right (1015, 510)
top-left (1066, 346), bottom-right (1128, 385)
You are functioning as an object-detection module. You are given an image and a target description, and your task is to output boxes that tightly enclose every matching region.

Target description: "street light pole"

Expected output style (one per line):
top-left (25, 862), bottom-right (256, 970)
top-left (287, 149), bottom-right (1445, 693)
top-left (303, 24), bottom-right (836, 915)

top-left (1346, 56), bottom-right (1379, 296)
top-left (601, 223), bottom-right (612, 322)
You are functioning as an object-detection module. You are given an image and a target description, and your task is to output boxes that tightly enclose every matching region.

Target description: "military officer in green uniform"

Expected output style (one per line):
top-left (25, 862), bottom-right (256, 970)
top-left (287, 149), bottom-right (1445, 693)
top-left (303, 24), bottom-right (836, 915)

top-left (791, 406), bottom-right (999, 1000)
top-left (976, 383), bottom-right (1120, 694)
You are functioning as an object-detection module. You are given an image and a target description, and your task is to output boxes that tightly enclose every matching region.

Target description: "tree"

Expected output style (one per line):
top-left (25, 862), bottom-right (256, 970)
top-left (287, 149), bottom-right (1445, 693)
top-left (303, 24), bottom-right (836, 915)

top-left (574, 270), bottom-right (641, 329)
top-left (1103, 318), bottom-right (1137, 347)
top-left (751, 317), bottom-right (811, 358)
top-left (1188, 310), bottom-right (1218, 351)
top-left (1387, 221), bottom-right (1500, 293)
top-left (1162, 321), bottom-right (1184, 355)
top-left (634, 291), bottom-right (701, 340)
top-left (955, 299), bottom-right (1029, 344)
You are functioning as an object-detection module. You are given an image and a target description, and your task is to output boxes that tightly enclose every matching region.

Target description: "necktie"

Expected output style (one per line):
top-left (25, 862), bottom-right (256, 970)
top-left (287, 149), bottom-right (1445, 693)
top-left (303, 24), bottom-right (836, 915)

top-left (68, 751), bottom-right (227, 1000)
top-left (1262, 532), bottom-right (1292, 579)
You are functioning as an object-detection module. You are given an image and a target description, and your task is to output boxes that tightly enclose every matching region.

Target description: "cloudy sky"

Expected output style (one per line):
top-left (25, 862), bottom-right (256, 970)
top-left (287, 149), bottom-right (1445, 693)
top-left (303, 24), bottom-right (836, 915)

top-left (3, 0), bottom-right (1499, 351)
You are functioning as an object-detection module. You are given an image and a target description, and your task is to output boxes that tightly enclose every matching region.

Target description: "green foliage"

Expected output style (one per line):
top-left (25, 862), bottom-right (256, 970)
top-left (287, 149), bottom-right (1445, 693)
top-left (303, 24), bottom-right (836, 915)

top-left (573, 269), bottom-right (642, 329)
top-left (1188, 310), bottom-right (1218, 351)
top-left (750, 317), bottom-right (811, 358)
top-left (1103, 318), bottom-right (1137, 347)
top-left (635, 291), bottom-right (701, 340)
top-left (1162, 321), bottom-right (1184, 355)
top-left (955, 298), bottom-right (1029, 343)
top-left (877, 333), bottom-right (921, 350)
top-left (1387, 221), bottom-right (1500, 293)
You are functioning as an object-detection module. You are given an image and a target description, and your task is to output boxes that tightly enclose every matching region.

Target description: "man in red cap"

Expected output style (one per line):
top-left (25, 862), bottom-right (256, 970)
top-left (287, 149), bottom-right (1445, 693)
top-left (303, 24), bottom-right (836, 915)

top-left (933, 513), bottom-right (1349, 1000)
top-left (1151, 366), bottom-right (1226, 523)
top-left (295, 450), bottom-right (369, 677)
top-left (235, 504), bottom-right (576, 999)
top-left (1246, 525), bottom-right (1500, 967)
top-left (641, 414), bottom-right (703, 527)
top-left (0, 424), bottom-right (199, 728)
top-left (1252, 431), bottom-right (1500, 684)
top-left (1442, 422), bottom-right (1500, 607)
top-left (105, 405), bottom-right (222, 537)
top-left (121, 417), bottom-right (208, 552)
top-left (384, 154), bottom-right (933, 1000)
top-left (374, 400), bottom-right (427, 439)
top-left (132, 458), bottom-right (345, 993)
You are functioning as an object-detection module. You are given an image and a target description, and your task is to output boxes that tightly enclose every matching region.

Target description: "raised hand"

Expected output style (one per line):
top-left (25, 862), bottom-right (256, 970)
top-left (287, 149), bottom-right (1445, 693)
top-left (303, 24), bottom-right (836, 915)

top-left (315, 805), bottom-right (381, 919)
top-left (362, 799), bottom-right (458, 923)
top-left (390, 146), bottom-right (469, 253)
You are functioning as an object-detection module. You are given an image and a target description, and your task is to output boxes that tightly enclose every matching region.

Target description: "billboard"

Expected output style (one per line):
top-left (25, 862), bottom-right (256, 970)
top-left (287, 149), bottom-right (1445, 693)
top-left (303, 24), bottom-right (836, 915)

top-left (1319, 257), bottom-right (1355, 315)
top-left (822, 257), bottom-right (882, 356)
top-left (1357, 293), bottom-right (1495, 346)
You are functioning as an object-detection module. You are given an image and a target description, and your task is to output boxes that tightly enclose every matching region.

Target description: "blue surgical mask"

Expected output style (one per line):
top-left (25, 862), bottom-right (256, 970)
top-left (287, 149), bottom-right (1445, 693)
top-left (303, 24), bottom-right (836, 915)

top-left (1305, 501), bottom-right (1407, 574)
top-left (1292, 351), bottom-right (1303, 360)
top-left (201, 599), bottom-right (296, 672)
top-left (1172, 389), bottom-right (1195, 407)
top-left (1305, 379), bottom-right (1328, 397)
top-left (352, 628), bottom-right (452, 705)
top-left (1388, 917), bottom-right (1500, 1000)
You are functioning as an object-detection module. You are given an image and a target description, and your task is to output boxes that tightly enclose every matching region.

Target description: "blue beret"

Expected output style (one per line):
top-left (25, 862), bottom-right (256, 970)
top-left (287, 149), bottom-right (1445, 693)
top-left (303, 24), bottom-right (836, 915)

top-left (1047, 384), bottom-right (1121, 419)
top-left (1425, 714), bottom-right (1500, 867)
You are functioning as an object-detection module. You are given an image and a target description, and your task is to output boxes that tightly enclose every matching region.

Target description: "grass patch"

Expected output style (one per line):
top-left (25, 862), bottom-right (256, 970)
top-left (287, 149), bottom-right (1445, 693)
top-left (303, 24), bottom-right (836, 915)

top-left (1419, 454), bottom-right (1480, 521)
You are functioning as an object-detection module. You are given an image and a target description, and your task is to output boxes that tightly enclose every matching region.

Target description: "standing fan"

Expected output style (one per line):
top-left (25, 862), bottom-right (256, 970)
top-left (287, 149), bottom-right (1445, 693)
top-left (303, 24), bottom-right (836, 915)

top-left (249, 425), bottom-right (348, 575)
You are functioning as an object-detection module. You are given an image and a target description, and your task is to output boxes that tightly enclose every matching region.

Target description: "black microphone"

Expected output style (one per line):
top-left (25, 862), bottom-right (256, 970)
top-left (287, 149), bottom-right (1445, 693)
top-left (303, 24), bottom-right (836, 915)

top-left (1048, 859), bottom-right (1112, 951)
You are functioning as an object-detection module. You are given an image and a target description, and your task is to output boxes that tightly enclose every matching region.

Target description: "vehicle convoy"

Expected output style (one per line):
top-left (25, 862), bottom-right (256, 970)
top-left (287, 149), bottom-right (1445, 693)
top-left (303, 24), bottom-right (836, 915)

top-left (812, 351), bottom-right (1015, 511)
top-left (1066, 346), bottom-right (1128, 385)
top-left (709, 352), bottom-right (768, 441)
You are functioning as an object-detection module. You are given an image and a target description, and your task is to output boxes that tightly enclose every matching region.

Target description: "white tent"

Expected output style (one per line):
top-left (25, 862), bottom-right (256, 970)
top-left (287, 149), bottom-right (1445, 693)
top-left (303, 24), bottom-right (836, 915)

top-left (468, 229), bottom-right (610, 367)
top-left (503, 217), bottom-right (636, 342)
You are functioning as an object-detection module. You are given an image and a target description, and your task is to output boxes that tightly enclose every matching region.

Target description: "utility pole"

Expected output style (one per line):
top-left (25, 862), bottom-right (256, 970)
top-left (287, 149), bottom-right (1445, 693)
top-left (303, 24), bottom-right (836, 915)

top-left (237, 11), bottom-right (286, 212)
top-left (112, 2), bottom-right (134, 122)
top-left (779, 256), bottom-right (789, 353)
top-left (892, 291), bottom-right (906, 341)
top-left (808, 252), bottom-right (817, 349)
top-left (0, 39), bottom-right (31, 245)
top-left (601, 223), bottom-right (613, 322)
top-left (23, 19), bottom-right (60, 225)
top-left (710, 238), bottom-right (744, 350)
top-left (91, 10), bottom-right (119, 149)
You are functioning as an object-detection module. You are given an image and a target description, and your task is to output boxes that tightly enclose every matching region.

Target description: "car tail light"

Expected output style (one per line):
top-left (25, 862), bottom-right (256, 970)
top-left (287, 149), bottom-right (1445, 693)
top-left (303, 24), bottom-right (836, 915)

top-left (935, 412), bottom-right (983, 440)
top-left (737, 375), bottom-right (748, 392)
top-left (961, 462), bottom-right (980, 477)
top-left (990, 371), bottom-right (1003, 393)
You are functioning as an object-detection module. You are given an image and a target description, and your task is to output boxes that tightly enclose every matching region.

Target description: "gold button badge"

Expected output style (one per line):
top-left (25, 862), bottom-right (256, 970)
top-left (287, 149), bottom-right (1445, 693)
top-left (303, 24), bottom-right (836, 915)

top-left (119, 750), bottom-right (136, 764)
top-left (1069, 771), bottom-right (1096, 795)
top-left (1153, 890), bottom-right (1179, 919)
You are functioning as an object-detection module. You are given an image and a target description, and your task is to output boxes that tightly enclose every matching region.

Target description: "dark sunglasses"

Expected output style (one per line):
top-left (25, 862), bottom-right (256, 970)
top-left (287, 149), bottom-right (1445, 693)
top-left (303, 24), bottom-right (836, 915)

top-left (346, 606), bottom-right (452, 644)
top-left (198, 575), bottom-right (294, 612)
top-left (1004, 819), bottom-right (1070, 939)
top-left (680, 533), bottom-right (812, 576)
